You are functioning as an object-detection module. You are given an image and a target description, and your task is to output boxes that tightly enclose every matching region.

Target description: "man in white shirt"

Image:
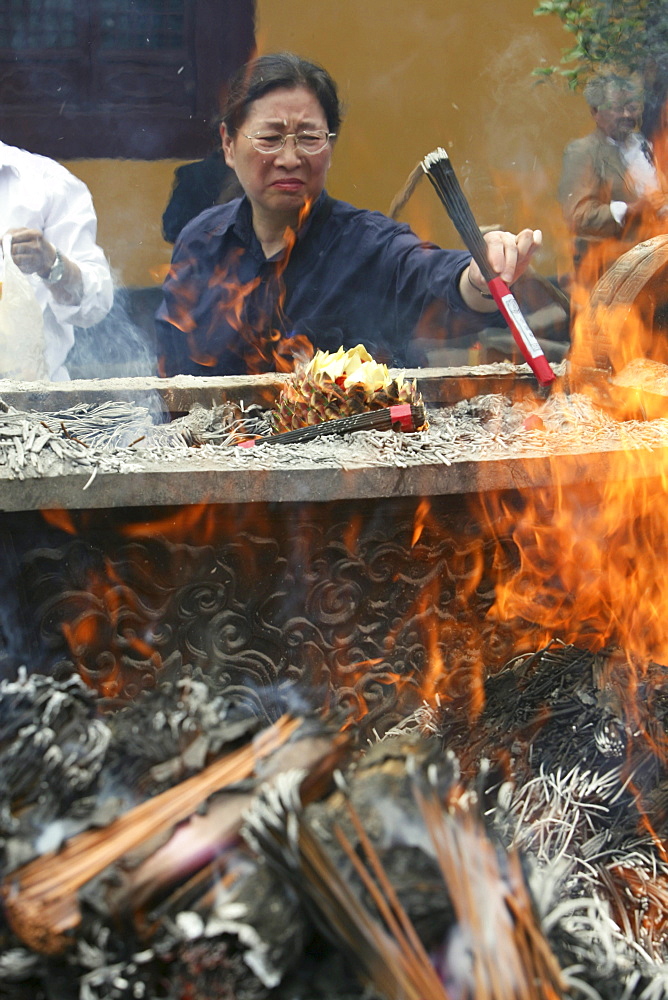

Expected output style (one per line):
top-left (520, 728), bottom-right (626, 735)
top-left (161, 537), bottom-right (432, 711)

top-left (0, 141), bottom-right (113, 380)
top-left (559, 73), bottom-right (668, 291)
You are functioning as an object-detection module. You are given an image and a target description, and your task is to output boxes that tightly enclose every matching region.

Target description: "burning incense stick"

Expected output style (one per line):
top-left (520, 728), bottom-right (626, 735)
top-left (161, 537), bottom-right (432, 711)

top-left (238, 403), bottom-right (426, 447)
top-left (421, 148), bottom-right (555, 389)
top-left (413, 776), bottom-right (565, 1000)
top-left (1, 714), bottom-right (301, 955)
top-left (246, 759), bottom-right (565, 1000)
top-left (334, 800), bottom-right (449, 1000)
top-left (245, 772), bottom-right (449, 1000)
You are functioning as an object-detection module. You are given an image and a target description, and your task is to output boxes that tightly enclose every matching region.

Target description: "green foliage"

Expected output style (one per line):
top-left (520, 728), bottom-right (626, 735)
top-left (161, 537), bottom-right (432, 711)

top-left (534, 0), bottom-right (668, 89)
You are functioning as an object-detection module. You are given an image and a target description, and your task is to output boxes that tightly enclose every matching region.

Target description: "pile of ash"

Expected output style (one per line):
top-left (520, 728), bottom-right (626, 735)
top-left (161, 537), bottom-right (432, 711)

top-left (2, 647), bottom-right (668, 999)
top-left (433, 642), bottom-right (668, 997)
top-left (3, 388), bottom-right (668, 484)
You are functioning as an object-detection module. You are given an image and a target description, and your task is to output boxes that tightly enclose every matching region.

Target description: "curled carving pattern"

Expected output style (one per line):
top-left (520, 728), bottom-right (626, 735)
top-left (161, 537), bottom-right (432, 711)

top-left (4, 498), bottom-right (518, 741)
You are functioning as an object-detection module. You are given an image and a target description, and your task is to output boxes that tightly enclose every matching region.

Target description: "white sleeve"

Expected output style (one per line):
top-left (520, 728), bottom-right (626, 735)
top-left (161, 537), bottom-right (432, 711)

top-left (610, 200), bottom-right (628, 226)
top-left (41, 165), bottom-right (114, 328)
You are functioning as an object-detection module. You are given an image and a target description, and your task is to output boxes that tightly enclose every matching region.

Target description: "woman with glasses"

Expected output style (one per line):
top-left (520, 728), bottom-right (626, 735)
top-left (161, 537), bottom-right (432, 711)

top-left (156, 51), bottom-right (541, 376)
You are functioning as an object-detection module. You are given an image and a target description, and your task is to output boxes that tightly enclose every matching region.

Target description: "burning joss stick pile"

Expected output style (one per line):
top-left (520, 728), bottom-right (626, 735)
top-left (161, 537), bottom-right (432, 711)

top-left (3, 643), bottom-right (668, 1000)
top-left (6, 349), bottom-right (668, 998)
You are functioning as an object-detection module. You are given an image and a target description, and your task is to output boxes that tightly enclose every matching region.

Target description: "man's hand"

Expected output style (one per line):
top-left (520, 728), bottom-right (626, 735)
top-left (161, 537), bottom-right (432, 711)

top-left (5, 228), bottom-right (57, 279)
top-left (4, 228), bottom-right (84, 305)
top-left (462, 228), bottom-right (542, 312)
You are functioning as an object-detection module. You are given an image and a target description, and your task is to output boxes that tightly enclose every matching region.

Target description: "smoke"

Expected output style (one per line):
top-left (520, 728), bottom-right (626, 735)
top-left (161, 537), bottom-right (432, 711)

top-left (68, 280), bottom-right (161, 380)
top-left (480, 31), bottom-right (578, 175)
top-left (476, 31), bottom-right (583, 276)
top-left (0, 515), bottom-right (80, 680)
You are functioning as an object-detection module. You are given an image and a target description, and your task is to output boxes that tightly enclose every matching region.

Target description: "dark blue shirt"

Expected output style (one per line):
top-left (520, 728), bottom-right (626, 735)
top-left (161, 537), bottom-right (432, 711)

top-left (156, 191), bottom-right (496, 376)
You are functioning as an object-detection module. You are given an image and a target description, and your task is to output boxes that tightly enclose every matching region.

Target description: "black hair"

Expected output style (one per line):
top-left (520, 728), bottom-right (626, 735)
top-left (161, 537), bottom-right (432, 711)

top-left (222, 52), bottom-right (343, 136)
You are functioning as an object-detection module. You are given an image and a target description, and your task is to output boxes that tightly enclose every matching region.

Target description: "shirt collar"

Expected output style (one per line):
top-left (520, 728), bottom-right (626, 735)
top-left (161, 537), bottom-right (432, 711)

top-left (208, 189), bottom-right (329, 243)
top-left (605, 130), bottom-right (643, 151)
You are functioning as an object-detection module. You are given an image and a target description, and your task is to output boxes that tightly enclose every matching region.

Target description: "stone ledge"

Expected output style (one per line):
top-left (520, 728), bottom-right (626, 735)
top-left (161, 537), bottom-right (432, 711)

top-left (0, 445), bottom-right (663, 512)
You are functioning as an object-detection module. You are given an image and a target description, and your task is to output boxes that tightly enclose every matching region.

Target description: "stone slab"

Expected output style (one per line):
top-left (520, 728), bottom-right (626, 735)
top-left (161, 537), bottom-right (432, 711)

top-left (0, 444), bottom-right (665, 512)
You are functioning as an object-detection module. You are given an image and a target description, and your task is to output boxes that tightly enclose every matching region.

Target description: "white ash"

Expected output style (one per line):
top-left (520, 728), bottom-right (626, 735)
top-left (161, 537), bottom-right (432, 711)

top-left (2, 385), bottom-right (668, 484)
top-left (187, 390), bottom-right (668, 473)
top-left (0, 401), bottom-right (146, 483)
top-left (612, 358), bottom-right (668, 394)
top-left (0, 947), bottom-right (40, 982)
top-left (0, 398), bottom-right (264, 483)
top-left (495, 763), bottom-right (668, 995)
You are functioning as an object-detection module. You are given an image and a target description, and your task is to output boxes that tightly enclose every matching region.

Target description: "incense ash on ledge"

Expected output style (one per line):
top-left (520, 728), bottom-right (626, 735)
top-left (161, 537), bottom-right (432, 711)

top-left (272, 345), bottom-right (425, 433)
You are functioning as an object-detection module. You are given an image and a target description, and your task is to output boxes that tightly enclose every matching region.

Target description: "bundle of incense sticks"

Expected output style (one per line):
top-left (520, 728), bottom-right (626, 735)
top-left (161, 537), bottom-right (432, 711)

top-left (1, 714), bottom-right (301, 955)
top-left (245, 767), bottom-right (563, 1000)
top-left (238, 403), bottom-right (425, 448)
top-left (245, 775), bottom-right (450, 1000)
top-left (421, 148), bottom-right (555, 388)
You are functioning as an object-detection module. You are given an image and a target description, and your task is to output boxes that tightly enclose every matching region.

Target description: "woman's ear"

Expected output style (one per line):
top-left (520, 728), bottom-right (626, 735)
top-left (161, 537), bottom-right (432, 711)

top-left (220, 123), bottom-right (236, 168)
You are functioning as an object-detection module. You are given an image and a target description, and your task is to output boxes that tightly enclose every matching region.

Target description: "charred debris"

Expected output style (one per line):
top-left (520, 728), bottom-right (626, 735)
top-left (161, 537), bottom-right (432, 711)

top-left (1, 644), bottom-right (668, 999)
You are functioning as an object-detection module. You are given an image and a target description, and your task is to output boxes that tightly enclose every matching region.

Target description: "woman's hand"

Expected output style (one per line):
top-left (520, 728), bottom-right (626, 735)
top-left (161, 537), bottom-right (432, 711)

top-left (461, 228), bottom-right (542, 312)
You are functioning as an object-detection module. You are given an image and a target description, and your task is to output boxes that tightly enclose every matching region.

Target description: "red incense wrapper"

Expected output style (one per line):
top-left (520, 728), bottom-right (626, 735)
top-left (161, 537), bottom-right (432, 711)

top-left (238, 403), bottom-right (425, 448)
top-left (487, 277), bottom-right (556, 387)
top-left (421, 147), bottom-right (556, 390)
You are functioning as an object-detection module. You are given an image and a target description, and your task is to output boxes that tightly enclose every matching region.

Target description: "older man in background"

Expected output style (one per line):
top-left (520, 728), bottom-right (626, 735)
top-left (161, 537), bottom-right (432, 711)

top-left (0, 140), bottom-right (113, 380)
top-left (559, 73), bottom-right (668, 294)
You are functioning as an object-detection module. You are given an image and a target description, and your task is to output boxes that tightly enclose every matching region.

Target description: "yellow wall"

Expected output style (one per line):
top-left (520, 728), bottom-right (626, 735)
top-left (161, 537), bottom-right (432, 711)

top-left (61, 158), bottom-right (178, 288)
top-left (254, 0), bottom-right (591, 276)
top-left (64, 0), bottom-right (591, 287)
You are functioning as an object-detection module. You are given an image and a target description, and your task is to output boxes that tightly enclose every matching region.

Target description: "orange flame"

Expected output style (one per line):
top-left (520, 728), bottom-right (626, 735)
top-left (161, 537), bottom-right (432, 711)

top-left (484, 462), bottom-right (668, 662)
top-left (411, 498), bottom-right (431, 547)
top-left (482, 293), bottom-right (668, 665)
top-left (57, 554), bottom-right (164, 700)
top-left (398, 501), bottom-right (493, 716)
top-left (161, 200), bottom-right (318, 378)
top-left (42, 508), bottom-right (79, 535)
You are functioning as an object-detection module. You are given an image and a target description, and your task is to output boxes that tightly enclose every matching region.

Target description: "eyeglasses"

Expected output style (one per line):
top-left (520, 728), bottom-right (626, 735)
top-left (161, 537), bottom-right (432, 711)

top-left (243, 129), bottom-right (336, 154)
